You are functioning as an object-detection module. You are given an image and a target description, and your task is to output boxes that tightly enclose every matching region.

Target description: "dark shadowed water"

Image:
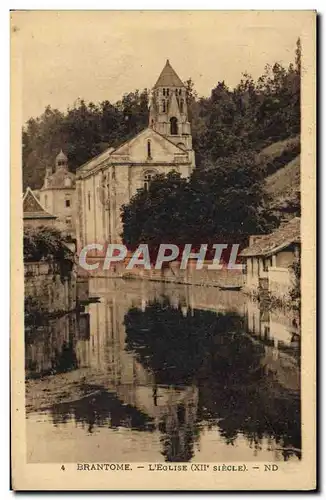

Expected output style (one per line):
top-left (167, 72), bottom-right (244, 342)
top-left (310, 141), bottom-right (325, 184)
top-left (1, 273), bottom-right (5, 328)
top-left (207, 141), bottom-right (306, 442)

top-left (25, 278), bottom-right (301, 463)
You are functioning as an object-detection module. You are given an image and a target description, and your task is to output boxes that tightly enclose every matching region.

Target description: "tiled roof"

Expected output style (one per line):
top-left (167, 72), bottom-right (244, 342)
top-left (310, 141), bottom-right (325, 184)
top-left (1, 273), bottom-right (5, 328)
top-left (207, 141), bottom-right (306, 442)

top-left (154, 60), bottom-right (185, 88)
top-left (23, 187), bottom-right (56, 219)
top-left (239, 217), bottom-right (300, 257)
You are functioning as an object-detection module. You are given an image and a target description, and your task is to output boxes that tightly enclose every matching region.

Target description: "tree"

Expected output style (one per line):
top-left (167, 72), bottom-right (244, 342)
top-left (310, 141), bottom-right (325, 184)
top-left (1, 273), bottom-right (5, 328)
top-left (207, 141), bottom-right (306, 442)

top-left (121, 152), bottom-right (277, 250)
top-left (189, 151), bottom-right (276, 242)
top-left (121, 171), bottom-right (190, 249)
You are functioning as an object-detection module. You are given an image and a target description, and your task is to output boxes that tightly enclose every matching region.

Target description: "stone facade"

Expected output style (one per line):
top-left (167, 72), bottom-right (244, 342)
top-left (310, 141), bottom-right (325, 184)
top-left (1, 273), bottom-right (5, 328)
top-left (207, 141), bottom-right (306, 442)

top-left (76, 60), bottom-right (195, 250)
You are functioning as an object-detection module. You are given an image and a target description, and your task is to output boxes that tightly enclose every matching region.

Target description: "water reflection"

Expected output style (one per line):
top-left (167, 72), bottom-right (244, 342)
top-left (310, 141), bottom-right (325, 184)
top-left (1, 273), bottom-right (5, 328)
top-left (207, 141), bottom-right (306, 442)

top-left (25, 278), bottom-right (300, 463)
top-left (51, 391), bottom-right (156, 433)
top-left (25, 312), bottom-right (89, 378)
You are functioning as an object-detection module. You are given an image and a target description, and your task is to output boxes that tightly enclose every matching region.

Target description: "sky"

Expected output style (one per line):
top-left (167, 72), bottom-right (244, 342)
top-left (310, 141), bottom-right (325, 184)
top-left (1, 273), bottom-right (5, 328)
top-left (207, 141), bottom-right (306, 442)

top-left (11, 10), bottom-right (312, 124)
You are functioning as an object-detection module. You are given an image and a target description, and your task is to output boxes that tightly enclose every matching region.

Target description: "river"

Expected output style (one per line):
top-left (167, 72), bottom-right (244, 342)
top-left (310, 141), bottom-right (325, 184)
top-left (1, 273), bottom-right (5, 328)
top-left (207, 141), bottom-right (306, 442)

top-left (25, 278), bottom-right (301, 463)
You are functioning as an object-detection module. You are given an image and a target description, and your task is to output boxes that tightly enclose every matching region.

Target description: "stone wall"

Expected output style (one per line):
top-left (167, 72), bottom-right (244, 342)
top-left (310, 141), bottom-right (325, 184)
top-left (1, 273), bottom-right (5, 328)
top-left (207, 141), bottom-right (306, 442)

top-left (24, 261), bottom-right (77, 314)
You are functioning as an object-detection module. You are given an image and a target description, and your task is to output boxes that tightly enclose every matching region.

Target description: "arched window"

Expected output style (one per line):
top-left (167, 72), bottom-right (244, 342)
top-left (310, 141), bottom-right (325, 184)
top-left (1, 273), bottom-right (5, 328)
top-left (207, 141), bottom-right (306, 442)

top-left (166, 88), bottom-right (170, 96)
top-left (162, 100), bottom-right (166, 113)
top-left (163, 88), bottom-right (166, 96)
top-left (144, 170), bottom-right (157, 191)
top-left (147, 140), bottom-right (152, 159)
top-left (180, 99), bottom-right (184, 113)
top-left (44, 194), bottom-right (48, 208)
top-left (170, 117), bottom-right (178, 135)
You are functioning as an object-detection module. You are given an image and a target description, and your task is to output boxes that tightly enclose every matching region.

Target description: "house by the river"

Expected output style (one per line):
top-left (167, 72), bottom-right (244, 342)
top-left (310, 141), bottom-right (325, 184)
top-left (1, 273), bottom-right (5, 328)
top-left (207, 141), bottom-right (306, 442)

top-left (240, 217), bottom-right (300, 299)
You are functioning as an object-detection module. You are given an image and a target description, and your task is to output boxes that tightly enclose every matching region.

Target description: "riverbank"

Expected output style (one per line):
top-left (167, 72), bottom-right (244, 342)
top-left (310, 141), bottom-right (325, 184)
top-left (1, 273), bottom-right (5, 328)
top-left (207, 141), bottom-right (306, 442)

top-left (81, 259), bottom-right (245, 288)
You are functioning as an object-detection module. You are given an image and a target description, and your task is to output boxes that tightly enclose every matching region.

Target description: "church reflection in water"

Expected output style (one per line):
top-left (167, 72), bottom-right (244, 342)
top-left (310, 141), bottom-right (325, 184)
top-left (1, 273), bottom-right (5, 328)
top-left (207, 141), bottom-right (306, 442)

top-left (25, 278), bottom-right (301, 463)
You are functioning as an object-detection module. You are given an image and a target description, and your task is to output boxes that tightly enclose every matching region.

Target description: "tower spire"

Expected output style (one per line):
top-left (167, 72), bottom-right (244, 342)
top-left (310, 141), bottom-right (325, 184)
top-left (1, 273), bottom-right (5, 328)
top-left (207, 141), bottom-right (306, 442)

top-left (149, 61), bottom-right (192, 151)
top-left (153, 59), bottom-right (185, 88)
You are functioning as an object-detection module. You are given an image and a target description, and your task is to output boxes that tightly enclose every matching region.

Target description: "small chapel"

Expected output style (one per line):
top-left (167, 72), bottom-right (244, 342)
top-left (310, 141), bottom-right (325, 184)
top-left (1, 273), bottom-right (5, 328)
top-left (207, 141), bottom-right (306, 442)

top-left (76, 60), bottom-right (196, 249)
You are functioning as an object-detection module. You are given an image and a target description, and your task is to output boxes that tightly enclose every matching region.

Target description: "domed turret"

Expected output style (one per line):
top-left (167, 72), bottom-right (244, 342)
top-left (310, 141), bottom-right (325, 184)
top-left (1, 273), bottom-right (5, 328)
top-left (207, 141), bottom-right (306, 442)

top-left (55, 149), bottom-right (68, 170)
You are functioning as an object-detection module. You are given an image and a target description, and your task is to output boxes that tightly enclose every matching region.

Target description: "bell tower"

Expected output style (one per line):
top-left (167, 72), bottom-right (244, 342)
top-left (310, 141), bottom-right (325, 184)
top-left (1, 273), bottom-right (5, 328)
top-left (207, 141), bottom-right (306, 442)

top-left (149, 60), bottom-right (192, 151)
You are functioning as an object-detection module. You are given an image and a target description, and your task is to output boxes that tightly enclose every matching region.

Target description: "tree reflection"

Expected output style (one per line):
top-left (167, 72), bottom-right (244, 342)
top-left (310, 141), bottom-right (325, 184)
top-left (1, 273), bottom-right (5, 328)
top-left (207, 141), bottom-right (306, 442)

top-left (50, 388), bottom-right (156, 433)
top-left (124, 300), bottom-right (301, 461)
top-left (125, 299), bottom-right (244, 386)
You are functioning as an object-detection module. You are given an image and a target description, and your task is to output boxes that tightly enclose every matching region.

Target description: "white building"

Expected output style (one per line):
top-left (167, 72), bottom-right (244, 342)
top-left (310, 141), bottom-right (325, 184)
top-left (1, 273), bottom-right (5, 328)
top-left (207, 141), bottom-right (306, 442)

top-left (39, 150), bottom-right (76, 238)
top-left (75, 60), bottom-right (195, 251)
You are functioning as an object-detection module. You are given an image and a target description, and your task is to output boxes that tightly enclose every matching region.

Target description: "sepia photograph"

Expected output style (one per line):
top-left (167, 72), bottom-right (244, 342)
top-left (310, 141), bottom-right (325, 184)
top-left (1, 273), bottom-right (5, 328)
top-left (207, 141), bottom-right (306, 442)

top-left (10, 10), bottom-right (316, 490)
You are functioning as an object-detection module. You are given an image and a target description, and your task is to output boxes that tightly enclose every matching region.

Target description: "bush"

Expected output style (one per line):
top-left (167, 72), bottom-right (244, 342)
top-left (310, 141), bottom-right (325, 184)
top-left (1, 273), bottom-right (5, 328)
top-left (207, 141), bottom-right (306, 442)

top-left (23, 226), bottom-right (73, 263)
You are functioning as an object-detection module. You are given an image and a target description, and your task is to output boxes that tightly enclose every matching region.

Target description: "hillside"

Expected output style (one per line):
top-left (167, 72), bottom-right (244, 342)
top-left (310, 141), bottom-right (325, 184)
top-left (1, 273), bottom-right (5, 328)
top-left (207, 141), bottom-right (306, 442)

top-left (250, 134), bottom-right (301, 222)
top-left (264, 154), bottom-right (300, 220)
top-left (257, 135), bottom-right (300, 176)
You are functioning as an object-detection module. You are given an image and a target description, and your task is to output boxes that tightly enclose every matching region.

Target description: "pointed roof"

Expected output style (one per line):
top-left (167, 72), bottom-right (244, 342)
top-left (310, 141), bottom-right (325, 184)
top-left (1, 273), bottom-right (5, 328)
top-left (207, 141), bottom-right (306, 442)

top-left (154, 60), bottom-right (185, 88)
top-left (111, 127), bottom-right (188, 156)
top-left (76, 127), bottom-right (189, 178)
top-left (23, 187), bottom-right (56, 220)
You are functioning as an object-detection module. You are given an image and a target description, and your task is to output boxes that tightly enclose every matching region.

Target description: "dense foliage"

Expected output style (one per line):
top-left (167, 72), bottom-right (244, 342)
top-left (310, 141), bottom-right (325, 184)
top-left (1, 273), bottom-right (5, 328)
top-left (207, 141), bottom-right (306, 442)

top-left (121, 156), bottom-right (277, 249)
top-left (23, 226), bottom-right (73, 262)
top-left (187, 39), bottom-right (301, 166)
top-left (23, 40), bottom-right (301, 191)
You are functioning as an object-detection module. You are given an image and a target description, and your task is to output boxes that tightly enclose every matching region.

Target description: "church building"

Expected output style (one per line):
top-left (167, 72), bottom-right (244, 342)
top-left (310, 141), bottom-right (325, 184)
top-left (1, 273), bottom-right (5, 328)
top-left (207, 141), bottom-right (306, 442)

top-left (76, 60), bottom-right (196, 250)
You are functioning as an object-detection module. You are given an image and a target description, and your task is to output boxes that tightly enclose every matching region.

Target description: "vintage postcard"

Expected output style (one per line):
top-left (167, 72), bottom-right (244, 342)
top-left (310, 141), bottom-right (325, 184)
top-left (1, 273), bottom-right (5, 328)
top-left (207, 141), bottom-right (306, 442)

top-left (11, 10), bottom-right (316, 491)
